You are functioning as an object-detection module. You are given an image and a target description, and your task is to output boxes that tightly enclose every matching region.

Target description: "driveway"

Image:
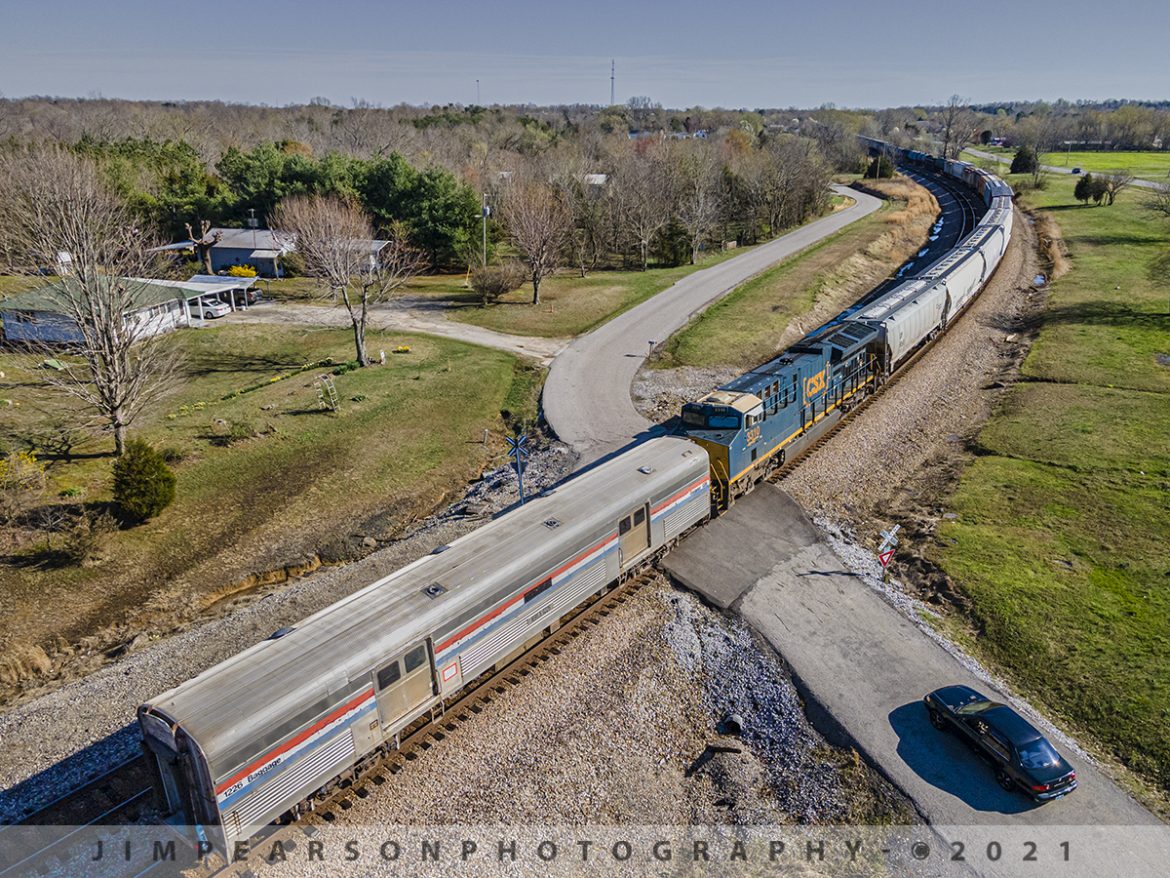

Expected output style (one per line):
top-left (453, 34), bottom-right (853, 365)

top-left (230, 297), bottom-right (567, 364)
top-left (542, 185), bottom-right (884, 466)
top-left (665, 485), bottom-right (1168, 878)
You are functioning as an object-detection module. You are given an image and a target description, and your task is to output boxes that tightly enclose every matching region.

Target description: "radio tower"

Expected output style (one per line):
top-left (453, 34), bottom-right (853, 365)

top-left (610, 59), bottom-right (615, 106)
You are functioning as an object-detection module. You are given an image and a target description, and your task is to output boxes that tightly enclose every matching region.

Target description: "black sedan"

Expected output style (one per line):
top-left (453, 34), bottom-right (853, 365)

top-left (924, 685), bottom-right (1078, 802)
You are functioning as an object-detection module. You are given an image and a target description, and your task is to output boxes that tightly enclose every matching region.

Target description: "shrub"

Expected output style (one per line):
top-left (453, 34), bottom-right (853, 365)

top-left (228, 264), bottom-right (258, 278)
top-left (112, 440), bottom-right (176, 523)
top-left (471, 261), bottom-right (527, 305)
top-left (212, 418), bottom-right (258, 446)
top-left (159, 446), bottom-right (186, 464)
top-left (865, 154), bottom-right (896, 179)
top-left (279, 250), bottom-right (305, 278)
top-left (60, 511), bottom-right (117, 565)
top-left (1010, 146), bottom-right (1039, 175)
top-left (0, 451), bottom-right (46, 524)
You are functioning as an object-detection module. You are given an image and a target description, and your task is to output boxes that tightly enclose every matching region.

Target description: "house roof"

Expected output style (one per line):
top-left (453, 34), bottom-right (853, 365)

top-left (208, 228), bottom-right (291, 252)
top-left (0, 279), bottom-right (186, 314)
top-left (205, 228), bottom-right (385, 259)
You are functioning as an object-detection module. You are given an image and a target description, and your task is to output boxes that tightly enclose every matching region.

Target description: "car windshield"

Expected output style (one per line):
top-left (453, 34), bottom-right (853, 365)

top-left (955, 700), bottom-right (996, 716)
top-left (1017, 739), bottom-right (1062, 769)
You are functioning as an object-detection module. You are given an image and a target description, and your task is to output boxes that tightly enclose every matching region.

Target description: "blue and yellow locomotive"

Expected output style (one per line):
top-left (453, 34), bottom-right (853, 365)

top-left (679, 320), bottom-right (880, 509)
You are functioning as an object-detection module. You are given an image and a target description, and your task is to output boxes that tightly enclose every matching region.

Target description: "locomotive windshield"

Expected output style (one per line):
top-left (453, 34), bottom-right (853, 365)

top-left (681, 404), bottom-right (740, 430)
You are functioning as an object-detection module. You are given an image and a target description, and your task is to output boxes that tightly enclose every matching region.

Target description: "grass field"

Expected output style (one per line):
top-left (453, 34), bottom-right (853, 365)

top-left (936, 175), bottom-right (1170, 800)
top-left (964, 146), bottom-right (1170, 182)
top-left (260, 248), bottom-right (783, 340)
top-left (0, 324), bottom-right (540, 684)
top-left (656, 177), bottom-right (937, 370)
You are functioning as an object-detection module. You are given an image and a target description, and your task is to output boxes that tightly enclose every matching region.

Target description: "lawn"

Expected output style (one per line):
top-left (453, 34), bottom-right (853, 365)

top-left (656, 177), bottom-right (937, 370)
top-left (964, 146), bottom-right (1170, 182)
top-left (936, 174), bottom-right (1170, 801)
top-left (0, 323), bottom-right (541, 689)
top-left (258, 249), bottom-right (769, 340)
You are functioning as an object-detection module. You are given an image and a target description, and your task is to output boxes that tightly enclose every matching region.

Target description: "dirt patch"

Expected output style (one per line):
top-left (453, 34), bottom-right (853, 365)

top-left (1034, 212), bottom-right (1070, 280)
top-left (779, 205), bottom-right (1045, 594)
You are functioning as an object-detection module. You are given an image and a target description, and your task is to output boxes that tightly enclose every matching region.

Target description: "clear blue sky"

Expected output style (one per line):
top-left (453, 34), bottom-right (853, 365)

top-left (1, 0), bottom-right (1165, 108)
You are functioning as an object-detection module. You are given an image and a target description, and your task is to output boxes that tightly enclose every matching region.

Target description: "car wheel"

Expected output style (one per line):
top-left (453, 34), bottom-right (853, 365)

top-left (996, 769), bottom-right (1015, 792)
top-left (928, 709), bottom-right (947, 731)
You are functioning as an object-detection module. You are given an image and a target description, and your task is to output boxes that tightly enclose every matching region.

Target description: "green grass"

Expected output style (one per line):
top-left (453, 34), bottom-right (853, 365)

top-left (432, 249), bottom-right (760, 339)
top-left (937, 174), bottom-right (1170, 800)
top-left (0, 324), bottom-right (541, 664)
top-left (256, 254), bottom-right (757, 339)
top-left (964, 146), bottom-right (1170, 182)
top-left (656, 213), bottom-right (885, 369)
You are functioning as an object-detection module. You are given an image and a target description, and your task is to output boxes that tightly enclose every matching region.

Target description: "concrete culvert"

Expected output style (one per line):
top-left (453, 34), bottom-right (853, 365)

top-left (719, 713), bottom-right (744, 736)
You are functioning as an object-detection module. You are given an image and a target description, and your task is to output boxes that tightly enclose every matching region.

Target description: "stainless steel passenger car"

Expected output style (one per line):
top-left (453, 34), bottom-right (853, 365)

top-left (139, 437), bottom-right (710, 851)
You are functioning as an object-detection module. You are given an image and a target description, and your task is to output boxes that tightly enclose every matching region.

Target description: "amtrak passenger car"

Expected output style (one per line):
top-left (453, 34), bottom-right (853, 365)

top-left (138, 438), bottom-right (710, 851)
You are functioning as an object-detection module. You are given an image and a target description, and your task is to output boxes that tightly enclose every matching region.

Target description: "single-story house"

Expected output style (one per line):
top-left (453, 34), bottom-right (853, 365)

top-left (206, 228), bottom-right (294, 277)
top-left (0, 279), bottom-right (190, 344)
top-left (162, 229), bottom-right (391, 278)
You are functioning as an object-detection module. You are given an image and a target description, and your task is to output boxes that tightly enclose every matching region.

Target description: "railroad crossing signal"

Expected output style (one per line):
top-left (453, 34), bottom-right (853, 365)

top-left (877, 524), bottom-right (900, 575)
top-left (505, 432), bottom-right (529, 505)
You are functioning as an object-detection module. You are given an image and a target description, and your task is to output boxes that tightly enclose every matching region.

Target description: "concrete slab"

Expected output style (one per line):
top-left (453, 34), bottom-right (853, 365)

top-left (665, 483), bottom-right (1167, 878)
top-left (661, 486), bottom-right (819, 609)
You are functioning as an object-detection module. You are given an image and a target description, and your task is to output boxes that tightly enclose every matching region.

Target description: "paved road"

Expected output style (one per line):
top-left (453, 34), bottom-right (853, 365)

top-left (665, 486), bottom-right (1167, 877)
top-left (965, 147), bottom-right (1166, 191)
top-left (543, 185), bottom-right (884, 466)
top-left (229, 297), bottom-right (568, 364)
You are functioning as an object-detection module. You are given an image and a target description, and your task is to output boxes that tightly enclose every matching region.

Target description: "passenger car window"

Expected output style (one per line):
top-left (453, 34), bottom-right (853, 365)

top-left (619, 516), bottom-right (631, 535)
top-left (633, 508), bottom-right (645, 526)
top-left (377, 661), bottom-right (401, 689)
top-left (403, 645), bottom-right (427, 673)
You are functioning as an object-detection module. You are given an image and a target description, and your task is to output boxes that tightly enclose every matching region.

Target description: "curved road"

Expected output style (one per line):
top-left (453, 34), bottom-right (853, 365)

top-left (543, 184), bottom-right (884, 466)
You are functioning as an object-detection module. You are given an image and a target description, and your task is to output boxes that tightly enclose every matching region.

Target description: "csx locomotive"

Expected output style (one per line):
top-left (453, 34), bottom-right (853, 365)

top-left (138, 141), bottom-right (1012, 853)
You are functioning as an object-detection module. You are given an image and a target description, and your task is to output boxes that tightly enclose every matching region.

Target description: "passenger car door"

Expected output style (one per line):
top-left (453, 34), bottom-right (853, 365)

top-left (375, 642), bottom-right (435, 728)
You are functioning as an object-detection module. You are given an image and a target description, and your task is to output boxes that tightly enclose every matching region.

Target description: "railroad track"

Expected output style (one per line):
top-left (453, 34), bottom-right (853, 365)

top-left (773, 201), bottom-right (1012, 485)
top-left (206, 566), bottom-right (660, 875)
top-left (0, 754), bottom-right (155, 878)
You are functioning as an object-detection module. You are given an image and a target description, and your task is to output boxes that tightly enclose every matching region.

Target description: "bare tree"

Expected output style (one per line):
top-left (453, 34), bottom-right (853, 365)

top-left (1100, 170), bottom-right (1135, 206)
top-left (271, 196), bottom-right (426, 365)
top-left (675, 143), bottom-right (723, 264)
top-left (939, 95), bottom-right (980, 160)
top-left (0, 148), bottom-right (180, 456)
top-left (498, 179), bottom-right (572, 304)
top-left (185, 219), bottom-right (221, 274)
top-left (612, 146), bottom-right (673, 271)
top-left (1145, 181), bottom-right (1170, 218)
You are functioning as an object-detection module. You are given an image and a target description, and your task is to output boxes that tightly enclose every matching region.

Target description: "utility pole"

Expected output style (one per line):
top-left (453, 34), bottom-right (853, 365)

top-left (476, 79), bottom-right (480, 105)
top-left (481, 193), bottom-right (489, 267)
top-left (610, 59), bottom-right (615, 106)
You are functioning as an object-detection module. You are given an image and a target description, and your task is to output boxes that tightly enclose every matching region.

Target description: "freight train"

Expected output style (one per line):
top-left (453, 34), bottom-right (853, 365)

top-left (138, 142), bottom-right (1013, 853)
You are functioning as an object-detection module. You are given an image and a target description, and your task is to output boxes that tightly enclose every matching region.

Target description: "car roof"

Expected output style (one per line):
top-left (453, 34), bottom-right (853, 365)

top-left (982, 705), bottom-right (1044, 745)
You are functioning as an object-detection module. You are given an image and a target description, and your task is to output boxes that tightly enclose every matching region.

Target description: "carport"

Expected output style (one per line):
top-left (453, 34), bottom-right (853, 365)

top-left (142, 276), bottom-right (258, 322)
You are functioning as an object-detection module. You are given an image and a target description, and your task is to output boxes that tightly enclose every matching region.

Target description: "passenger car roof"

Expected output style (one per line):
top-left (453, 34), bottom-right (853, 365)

top-left (142, 437), bottom-right (707, 775)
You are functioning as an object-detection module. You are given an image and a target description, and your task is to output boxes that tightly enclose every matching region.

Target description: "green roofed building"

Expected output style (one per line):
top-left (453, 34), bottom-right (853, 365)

top-left (0, 275), bottom-right (257, 344)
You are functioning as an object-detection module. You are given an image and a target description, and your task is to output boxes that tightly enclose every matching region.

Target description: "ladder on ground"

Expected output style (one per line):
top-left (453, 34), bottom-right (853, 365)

top-left (316, 375), bottom-right (339, 412)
